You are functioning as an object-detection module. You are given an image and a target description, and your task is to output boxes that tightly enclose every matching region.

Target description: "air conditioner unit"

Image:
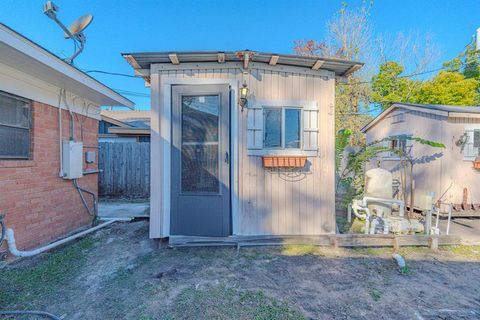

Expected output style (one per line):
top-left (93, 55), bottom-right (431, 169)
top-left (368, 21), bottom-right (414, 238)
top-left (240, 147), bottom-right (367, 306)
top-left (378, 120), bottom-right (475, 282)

top-left (62, 140), bottom-right (83, 179)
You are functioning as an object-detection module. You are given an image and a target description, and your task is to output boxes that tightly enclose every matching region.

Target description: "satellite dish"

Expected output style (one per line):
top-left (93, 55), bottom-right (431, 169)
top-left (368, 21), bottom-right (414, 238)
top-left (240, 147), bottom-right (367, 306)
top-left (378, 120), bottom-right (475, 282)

top-left (64, 14), bottom-right (93, 39)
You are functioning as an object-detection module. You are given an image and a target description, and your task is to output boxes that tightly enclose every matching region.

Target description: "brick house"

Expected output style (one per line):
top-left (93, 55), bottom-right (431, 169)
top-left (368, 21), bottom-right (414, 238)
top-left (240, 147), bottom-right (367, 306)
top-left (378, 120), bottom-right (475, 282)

top-left (0, 24), bottom-right (133, 251)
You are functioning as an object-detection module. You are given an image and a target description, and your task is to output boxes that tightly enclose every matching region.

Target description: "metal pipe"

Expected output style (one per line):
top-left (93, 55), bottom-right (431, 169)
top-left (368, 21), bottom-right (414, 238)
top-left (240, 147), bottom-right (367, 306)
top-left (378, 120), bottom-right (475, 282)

top-left (6, 220), bottom-right (117, 257)
top-left (362, 196), bottom-right (405, 217)
top-left (62, 89), bottom-right (74, 140)
top-left (446, 203), bottom-right (452, 235)
top-left (73, 179), bottom-right (97, 218)
top-left (58, 89), bottom-right (64, 178)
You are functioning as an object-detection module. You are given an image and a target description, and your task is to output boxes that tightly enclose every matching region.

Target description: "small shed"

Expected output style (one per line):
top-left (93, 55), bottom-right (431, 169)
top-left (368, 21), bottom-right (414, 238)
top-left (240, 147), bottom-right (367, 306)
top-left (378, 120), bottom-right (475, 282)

top-left (123, 51), bottom-right (362, 239)
top-left (362, 103), bottom-right (480, 210)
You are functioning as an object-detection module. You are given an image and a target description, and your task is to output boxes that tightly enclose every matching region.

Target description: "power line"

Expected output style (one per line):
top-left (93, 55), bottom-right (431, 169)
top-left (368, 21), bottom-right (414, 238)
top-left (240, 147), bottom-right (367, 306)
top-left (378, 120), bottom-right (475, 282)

top-left (85, 70), bottom-right (143, 78)
top-left (113, 89), bottom-right (150, 98)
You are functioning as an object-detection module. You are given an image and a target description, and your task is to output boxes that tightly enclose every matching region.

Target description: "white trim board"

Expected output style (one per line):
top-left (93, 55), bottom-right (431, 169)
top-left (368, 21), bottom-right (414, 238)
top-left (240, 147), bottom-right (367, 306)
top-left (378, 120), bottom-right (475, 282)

top-left (150, 77), bottom-right (239, 238)
top-left (0, 61), bottom-right (101, 120)
top-left (0, 23), bottom-right (133, 108)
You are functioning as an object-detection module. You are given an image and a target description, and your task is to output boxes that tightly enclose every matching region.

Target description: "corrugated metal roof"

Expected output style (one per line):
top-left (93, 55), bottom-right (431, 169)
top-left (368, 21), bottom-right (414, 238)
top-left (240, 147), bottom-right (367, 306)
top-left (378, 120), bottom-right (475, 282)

top-left (122, 50), bottom-right (363, 81)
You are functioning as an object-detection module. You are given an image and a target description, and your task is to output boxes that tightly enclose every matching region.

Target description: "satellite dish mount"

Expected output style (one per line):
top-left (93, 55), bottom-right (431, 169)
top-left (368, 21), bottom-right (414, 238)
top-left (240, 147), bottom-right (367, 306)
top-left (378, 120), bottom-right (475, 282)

top-left (43, 1), bottom-right (93, 64)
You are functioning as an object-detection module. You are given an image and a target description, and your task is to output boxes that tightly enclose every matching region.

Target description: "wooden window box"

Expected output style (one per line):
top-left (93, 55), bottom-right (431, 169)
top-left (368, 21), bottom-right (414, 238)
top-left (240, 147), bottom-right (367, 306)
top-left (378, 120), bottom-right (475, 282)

top-left (262, 156), bottom-right (307, 168)
top-left (473, 159), bottom-right (480, 169)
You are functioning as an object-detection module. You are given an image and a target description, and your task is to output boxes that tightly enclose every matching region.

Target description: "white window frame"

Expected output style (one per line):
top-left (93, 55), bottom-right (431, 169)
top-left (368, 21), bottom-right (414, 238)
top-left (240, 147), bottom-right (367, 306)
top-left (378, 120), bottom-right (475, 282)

top-left (463, 124), bottom-right (480, 161)
top-left (263, 106), bottom-right (303, 150)
top-left (247, 99), bottom-right (318, 156)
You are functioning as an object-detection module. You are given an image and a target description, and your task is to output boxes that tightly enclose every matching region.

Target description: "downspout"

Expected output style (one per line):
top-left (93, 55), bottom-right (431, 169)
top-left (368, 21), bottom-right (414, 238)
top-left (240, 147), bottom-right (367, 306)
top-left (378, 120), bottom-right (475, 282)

top-left (5, 220), bottom-right (117, 257)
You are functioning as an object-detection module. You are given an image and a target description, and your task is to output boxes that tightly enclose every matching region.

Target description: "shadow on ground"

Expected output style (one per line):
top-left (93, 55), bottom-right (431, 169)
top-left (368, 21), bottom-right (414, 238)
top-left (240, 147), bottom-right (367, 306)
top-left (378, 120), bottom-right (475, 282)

top-left (1, 221), bottom-right (479, 320)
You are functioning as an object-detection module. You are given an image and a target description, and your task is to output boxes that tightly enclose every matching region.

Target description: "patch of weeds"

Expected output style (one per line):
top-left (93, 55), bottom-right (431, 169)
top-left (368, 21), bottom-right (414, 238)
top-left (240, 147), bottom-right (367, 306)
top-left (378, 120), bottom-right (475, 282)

top-left (369, 288), bottom-right (382, 302)
top-left (0, 237), bottom-right (95, 307)
top-left (349, 217), bottom-right (365, 234)
top-left (441, 245), bottom-right (480, 260)
top-left (398, 264), bottom-right (410, 275)
top-left (282, 244), bottom-right (323, 256)
top-left (353, 247), bottom-right (393, 256)
top-left (170, 285), bottom-right (304, 320)
top-left (336, 215), bottom-right (351, 234)
top-left (366, 282), bottom-right (382, 302)
top-left (242, 248), bottom-right (276, 260)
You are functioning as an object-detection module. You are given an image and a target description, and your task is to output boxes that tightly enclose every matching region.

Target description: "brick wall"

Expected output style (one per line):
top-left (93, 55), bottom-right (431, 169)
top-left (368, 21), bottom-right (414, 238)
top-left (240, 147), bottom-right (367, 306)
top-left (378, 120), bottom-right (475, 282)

top-left (0, 101), bottom-right (98, 250)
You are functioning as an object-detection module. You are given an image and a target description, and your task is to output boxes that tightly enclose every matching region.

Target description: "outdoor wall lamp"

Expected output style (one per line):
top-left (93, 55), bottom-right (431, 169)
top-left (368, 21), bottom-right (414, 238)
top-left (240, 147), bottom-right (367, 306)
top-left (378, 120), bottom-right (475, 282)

top-left (239, 82), bottom-right (249, 112)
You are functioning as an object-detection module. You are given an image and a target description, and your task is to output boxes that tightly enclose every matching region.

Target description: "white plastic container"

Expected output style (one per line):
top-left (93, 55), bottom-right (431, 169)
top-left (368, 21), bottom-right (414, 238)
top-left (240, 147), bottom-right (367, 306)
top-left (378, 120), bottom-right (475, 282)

top-left (364, 168), bottom-right (393, 217)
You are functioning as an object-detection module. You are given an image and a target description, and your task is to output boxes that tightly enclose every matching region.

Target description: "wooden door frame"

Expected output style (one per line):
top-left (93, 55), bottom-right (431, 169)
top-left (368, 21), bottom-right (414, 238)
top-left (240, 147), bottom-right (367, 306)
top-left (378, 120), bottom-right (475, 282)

top-left (149, 76), bottom-right (239, 238)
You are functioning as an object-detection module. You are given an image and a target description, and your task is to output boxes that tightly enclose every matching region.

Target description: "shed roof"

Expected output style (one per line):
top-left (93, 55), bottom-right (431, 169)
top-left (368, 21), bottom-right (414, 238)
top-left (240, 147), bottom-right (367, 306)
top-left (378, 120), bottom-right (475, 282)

top-left (0, 23), bottom-right (134, 108)
top-left (122, 50), bottom-right (363, 83)
top-left (362, 103), bottom-right (480, 133)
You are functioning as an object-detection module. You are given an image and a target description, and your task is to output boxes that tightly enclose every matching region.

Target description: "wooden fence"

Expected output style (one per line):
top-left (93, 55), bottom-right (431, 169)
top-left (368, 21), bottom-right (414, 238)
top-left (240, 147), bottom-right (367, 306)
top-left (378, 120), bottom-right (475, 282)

top-left (99, 142), bottom-right (150, 199)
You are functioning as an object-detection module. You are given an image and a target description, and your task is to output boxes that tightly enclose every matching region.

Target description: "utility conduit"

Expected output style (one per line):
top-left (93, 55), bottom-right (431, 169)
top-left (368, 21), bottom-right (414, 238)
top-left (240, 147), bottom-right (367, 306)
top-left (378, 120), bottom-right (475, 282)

top-left (6, 220), bottom-right (117, 257)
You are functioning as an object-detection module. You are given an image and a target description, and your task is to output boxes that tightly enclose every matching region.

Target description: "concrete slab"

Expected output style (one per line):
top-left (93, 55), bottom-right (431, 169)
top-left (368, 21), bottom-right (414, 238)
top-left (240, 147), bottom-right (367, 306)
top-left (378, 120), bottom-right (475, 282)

top-left (439, 218), bottom-right (480, 245)
top-left (98, 200), bottom-right (149, 220)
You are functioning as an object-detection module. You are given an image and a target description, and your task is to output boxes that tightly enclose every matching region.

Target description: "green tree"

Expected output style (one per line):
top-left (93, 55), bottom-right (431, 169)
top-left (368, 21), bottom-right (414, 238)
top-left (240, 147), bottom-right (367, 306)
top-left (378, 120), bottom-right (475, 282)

top-left (416, 71), bottom-right (479, 106)
top-left (371, 61), bottom-right (420, 110)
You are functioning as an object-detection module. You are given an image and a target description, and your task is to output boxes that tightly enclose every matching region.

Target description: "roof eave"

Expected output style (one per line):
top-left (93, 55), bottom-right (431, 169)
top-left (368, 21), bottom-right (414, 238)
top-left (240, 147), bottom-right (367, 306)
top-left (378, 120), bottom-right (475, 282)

top-left (0, 23), bottom-right (134, 109)
top-left (121, 50), bottom-right (363, 83)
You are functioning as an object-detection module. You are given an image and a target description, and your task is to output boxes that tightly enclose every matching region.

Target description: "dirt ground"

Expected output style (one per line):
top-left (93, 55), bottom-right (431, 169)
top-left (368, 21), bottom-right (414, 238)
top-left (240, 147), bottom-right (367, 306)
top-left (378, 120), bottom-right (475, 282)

top-left (1, 221), bottom-right (479, 320)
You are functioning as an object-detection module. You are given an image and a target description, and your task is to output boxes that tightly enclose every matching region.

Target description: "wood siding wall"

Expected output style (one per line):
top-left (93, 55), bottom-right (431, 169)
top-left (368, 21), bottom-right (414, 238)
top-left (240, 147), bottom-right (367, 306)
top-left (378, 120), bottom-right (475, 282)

top-left (153, 64), bottom-right (336, 236)
top-left (365, 108), bottom-right (480, 205)
top-left (99, 142), bottom-right (150, 199)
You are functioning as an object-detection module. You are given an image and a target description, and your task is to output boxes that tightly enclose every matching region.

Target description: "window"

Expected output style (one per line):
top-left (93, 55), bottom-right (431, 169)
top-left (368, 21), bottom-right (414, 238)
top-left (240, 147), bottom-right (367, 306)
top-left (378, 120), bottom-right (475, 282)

top-left (263, 107), bottom-right (301, 149)
top-left (463, 128), bottom-right (480, 159)
top-left (384, 135), bottom-right (411, 159)
top-left (0, 91), bottom-right (31, 159)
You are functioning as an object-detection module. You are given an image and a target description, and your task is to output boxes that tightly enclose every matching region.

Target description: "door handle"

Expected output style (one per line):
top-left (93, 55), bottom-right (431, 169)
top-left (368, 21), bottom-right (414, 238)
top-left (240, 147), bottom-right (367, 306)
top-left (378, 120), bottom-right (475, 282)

top-left (224, 151), bottom-right (229, 164)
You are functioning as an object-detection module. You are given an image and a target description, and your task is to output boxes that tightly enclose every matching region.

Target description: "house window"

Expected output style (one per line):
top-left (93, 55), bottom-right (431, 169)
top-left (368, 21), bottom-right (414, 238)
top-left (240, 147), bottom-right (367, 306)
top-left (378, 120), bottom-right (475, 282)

top-left (0, 91), bottom-right (31, 159)
top-left (463, 128), bottom-right (480, 159)
top-left (385, 135), bottom-right (410, 159)
top-left (263, 107), bottom-right (301, 149)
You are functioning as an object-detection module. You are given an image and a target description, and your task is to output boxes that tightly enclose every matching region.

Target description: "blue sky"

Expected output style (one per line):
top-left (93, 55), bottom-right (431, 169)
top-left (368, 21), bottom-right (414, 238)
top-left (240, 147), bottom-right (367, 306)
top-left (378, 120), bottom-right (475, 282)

top-left (1, 0), bottom-right (479, 109)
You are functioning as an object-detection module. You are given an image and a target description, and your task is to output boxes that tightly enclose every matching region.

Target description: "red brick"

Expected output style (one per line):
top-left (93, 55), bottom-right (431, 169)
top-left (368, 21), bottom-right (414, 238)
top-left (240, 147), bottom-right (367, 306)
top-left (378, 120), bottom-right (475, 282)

top-left (0, 101), bottom-right (98, 250)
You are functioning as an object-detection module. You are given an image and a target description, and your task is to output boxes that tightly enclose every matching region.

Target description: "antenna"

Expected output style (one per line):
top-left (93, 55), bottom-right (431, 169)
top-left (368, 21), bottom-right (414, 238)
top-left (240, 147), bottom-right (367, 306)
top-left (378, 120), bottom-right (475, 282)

top-left (42, 1), bottom-right (94, 64)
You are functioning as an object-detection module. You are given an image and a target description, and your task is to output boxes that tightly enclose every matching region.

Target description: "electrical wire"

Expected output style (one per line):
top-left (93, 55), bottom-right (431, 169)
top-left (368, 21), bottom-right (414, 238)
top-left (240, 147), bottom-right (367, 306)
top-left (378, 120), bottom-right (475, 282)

top-left (85, 70), bottom-right (143, 78)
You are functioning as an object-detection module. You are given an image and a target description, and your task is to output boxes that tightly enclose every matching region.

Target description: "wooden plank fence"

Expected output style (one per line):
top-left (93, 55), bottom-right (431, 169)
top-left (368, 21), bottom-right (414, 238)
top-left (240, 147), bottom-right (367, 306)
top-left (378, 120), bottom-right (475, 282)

top-left (99, 142), bottom-right (150, 199)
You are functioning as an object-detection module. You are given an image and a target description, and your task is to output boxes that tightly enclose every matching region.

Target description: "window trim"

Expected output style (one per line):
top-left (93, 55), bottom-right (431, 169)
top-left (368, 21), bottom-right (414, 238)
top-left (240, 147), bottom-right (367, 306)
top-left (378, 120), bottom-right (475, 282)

top-left (463, 124), bottom-right (480, 161)
top-left (263, 106), bottom-right (302, 150)
top-left (382, 134), bottom-right (412, 161)
top-left (0, 91), bottom-right (32, 160)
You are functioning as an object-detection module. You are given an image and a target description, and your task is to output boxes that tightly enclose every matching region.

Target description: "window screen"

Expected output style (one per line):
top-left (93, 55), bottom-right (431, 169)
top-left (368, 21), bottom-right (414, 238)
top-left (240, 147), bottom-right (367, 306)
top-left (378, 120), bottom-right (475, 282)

top-left (264, 108), bottom-right (281, 148)
top-left (0, 92), bottom-right (31, 159)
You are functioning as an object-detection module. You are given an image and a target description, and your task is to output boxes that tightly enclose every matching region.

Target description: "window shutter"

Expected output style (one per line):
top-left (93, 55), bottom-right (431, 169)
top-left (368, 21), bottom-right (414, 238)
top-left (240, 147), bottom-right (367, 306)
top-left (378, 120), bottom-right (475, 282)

top-left (303, 107), bottom-right (318, 151)
top-left (247, 106), bottom-right (263, 149)
top-left (464, 129), bottom-right (475, 158)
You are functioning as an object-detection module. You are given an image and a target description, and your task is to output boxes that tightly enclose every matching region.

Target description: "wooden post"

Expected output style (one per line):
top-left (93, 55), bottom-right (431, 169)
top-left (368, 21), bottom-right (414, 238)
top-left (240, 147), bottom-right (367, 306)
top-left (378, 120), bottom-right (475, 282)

top-left (393, 236), bottom-right (400, 252)
top-left (329, 235), bottom-right (339, 249)
top-left (428, 236), bottom-right (439, 251)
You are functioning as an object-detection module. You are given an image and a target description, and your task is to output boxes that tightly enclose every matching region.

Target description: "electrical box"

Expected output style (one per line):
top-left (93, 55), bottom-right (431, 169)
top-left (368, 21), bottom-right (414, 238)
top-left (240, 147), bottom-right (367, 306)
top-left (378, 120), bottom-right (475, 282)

top-left (85, 151), bottom-right (96, 163)
top-left (62, 140), bottom-right (83, 179)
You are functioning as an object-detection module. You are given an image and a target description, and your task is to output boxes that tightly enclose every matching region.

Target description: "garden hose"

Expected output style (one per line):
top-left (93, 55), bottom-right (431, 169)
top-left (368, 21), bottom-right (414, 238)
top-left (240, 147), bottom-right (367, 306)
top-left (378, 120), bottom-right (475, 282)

top-left (0, 310), bottom-right (61, 320)
top-left (0, 216), bottom-right (62, 320)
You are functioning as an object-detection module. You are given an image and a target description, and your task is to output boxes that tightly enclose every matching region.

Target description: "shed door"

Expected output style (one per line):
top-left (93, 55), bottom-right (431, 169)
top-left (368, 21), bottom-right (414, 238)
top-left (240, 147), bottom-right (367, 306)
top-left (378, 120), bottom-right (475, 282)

top-left (171, 84), bottom-right (230, 236)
